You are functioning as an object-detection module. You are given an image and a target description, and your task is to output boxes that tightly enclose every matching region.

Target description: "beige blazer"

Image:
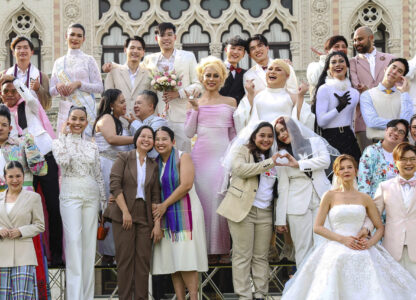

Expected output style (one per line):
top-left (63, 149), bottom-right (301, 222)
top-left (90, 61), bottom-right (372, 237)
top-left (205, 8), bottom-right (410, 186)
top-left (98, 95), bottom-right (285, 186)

top-left (217, 145), bottom-right (276, 223)
top-left (104, 150), bottom-right (160, 227)
top-left (368, 177), bottom-right (416, 262)
top-left (104, 63), bottom-right (152, 115)
top-left (0, 189), bottom-right (45, 267)
top-left (143, 50), bottom-right (202, 122)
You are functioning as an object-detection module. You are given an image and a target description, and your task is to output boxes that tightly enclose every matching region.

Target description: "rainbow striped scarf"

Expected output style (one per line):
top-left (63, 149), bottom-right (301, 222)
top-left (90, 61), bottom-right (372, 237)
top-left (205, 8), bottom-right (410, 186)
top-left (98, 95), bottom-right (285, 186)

top-left (157, 148), bottom-right (193, 242)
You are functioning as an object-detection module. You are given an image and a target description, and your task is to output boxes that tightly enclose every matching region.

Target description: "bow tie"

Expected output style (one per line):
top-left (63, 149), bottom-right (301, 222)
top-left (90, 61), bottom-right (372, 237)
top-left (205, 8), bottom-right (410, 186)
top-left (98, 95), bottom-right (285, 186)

top-left (262, 66), bottom-right (268, 71)
top-left (399, 178), bottom-right (416, 187)
top-left (229, 65), bottom-right (242, 73)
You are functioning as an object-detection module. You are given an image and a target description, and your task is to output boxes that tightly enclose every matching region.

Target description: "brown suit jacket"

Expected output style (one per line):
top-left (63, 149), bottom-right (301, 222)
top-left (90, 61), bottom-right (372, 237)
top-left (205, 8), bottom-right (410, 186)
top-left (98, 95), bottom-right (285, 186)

top-left (104, 150), bottom-right (160, 227)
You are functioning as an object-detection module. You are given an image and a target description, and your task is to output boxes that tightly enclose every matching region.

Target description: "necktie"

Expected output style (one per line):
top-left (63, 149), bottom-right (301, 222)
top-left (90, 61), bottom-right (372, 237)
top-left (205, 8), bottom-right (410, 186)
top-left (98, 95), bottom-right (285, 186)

top-left (229, 65), bottom-right (242, 73)
top-left (385, 89), bottom-right (393, 94)
top-left (399, 178), bottom-right (416, 187)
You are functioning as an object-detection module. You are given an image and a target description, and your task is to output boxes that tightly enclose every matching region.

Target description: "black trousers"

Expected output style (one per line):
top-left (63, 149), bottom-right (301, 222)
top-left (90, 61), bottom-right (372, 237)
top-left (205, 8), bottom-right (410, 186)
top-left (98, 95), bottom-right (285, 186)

top-left (33, 152), bottom-right (63, 262)
top-left (321, 126), bottom-right (361, 163)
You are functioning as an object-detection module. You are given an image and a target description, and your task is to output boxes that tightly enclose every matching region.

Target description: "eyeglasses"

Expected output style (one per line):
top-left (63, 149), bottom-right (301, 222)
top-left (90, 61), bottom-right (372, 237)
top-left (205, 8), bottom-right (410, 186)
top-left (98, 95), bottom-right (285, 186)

top-left (1, 89), bottom-right (18, 95)
top-left (390, 126), bottom-right (406, 137)
top-left (399, 157), bottom-right (416, 163)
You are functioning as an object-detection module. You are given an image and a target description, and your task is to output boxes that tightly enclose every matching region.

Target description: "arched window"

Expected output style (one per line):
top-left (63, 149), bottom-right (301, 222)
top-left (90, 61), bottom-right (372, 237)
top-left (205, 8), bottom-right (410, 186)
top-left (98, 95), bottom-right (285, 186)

top-left (161, 0), bottom-right (190, 19)
top-left (263, 19), bottom-right (291, 60)
top-left (7, 31), bottom-right (42, 69)
top-left (353, 23), bottom-right (388, 55)
top-left (101, 24), bottom-right (129, 65)
top-left (181, 22), bottom-right (210, 61)
top-left (201, 0), bottom-right (230, 18)
top-left (221, 21), bottom-right (250, 69)
top-left (121, 0), bottom-right (150, 20)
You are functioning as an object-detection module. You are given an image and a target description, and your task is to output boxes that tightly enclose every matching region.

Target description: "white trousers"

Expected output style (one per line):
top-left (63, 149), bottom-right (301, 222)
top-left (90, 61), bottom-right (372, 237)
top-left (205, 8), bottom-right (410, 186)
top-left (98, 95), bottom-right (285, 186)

top-left (60, 197), bottom-right (99, 300)
top-left (399, 246), bottom-right (416, 280)
top-left (287, 194), bottom-right (320, 267)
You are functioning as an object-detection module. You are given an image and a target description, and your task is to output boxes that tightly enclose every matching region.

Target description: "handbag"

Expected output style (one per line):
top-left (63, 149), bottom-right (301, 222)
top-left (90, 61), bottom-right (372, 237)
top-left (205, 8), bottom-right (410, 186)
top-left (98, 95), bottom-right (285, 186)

top-left (97, 214), bottom-right (109, 240)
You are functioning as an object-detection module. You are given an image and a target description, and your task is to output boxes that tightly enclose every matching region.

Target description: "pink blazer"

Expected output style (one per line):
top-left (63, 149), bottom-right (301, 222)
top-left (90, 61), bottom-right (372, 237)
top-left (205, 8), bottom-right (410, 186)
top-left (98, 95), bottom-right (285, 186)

top-left (349, 51), bottom-right (395, 132)
top-left (372, 176), bottom-right (416, 262)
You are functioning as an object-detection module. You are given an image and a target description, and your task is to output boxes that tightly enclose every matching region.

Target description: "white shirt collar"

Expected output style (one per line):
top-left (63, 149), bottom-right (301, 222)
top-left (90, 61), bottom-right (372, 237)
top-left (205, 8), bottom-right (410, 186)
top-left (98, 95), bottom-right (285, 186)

top-left (364, 48), bottom-right (377, 58)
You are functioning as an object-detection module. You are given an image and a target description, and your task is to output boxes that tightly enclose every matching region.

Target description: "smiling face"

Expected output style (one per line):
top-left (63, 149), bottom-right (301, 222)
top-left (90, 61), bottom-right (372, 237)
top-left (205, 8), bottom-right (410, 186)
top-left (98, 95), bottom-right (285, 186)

top-left (275, 122), bottom-right (291, 144)
top-left (396, 150), bottom-right (416, 179)
top-left (0, 115), bottom-right (11, 143)
top-left (156, 28), bottom-right (176, 52)
top-left (133, 95), bottom-right (153, 120)
top-left (253, 126), bottom-right (274, 152)
top-left (1, 82), bottom-right (20, 108)
top-left (353, 28), bottom-right (373, 54)
top-left (266, 63), bottom-right (289, 88)
top-left (384, 123), bottom-right (407, 146)
top-left (248, 39), bottom-right (269, 65)
top-left (336, 158), bottom-right (357, 182)
top-left (67, 109), bottom-right (88, 135)
top-left (225, 44), bottom-right (245, 66)
top-left (329, 41), bottom-right (348, 55)
top-left (111, 93), bottom-right (127, 117)
top-left (136, 128), bottom-right (154, 152)
top-left (383, 61), bottom-right (406, 86)
top-left (155, 130), bottom-right (174, 156)
top-left (5, 167), bottom-right (24, 192)
top-left (328, 54), bottom-right (348, 80)
top-left (202, 66), bottom-right (222, 91)
top-left (66, 27), bottom-right (85, 50)
top-left (125, 40), bottom-right (145, 64)
top-left (410, 119), bottom-right (416, 142)
top-left (13, 40), bottom-right (33, 63)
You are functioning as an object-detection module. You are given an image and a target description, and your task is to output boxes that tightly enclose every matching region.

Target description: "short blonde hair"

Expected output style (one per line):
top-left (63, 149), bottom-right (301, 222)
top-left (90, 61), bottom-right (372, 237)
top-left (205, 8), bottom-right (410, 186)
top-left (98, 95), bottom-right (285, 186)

top-left (270, 59), bottom-right (290, 76)
top-left (333, 154), bottom-right (358, 176)
top-left (196, 56), bottom-right (228, 88)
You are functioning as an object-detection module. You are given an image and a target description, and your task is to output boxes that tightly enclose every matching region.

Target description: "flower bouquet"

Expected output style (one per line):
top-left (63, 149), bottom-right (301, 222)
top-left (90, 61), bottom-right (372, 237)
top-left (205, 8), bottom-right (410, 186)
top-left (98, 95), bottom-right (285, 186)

top-left (151, 67), bottom-right (182, 119)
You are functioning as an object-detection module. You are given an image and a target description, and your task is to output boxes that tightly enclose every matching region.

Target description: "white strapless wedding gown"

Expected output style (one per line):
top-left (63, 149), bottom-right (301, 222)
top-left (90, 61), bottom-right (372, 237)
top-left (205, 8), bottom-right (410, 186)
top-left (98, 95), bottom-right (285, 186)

top-left (282, 204), bottom-right (416, 300)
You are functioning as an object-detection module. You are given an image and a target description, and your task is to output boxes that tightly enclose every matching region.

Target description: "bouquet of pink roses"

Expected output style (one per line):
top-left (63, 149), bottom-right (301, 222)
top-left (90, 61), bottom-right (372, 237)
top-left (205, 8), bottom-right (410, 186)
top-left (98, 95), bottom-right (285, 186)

top-left (151, 67), bottom-right (183, 118)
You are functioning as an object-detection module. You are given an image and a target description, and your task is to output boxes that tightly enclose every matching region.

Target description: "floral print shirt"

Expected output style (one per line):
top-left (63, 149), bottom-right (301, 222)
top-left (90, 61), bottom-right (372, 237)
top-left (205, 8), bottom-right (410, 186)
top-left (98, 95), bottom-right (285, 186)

top-left (358, 141), bottom-right (398, 198)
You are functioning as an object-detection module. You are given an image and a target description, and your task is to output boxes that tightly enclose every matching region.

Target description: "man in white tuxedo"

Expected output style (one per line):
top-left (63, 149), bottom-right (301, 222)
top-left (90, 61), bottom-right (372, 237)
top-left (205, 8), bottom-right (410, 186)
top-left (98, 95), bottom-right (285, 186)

top-left (365, 142), bottom-right (416, 279)
top-left (142, 22), bottom-right (202, 152)
top-left (104, 36), bottom-right (152, 116)
top-left (406, 54), bottom-right (416, 112)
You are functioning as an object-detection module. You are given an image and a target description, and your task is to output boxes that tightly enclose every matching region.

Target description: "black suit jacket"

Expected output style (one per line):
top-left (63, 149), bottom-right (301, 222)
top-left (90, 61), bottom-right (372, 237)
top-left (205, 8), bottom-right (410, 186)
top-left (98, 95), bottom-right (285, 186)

top-left (219, 69), bottom-right (246, 105)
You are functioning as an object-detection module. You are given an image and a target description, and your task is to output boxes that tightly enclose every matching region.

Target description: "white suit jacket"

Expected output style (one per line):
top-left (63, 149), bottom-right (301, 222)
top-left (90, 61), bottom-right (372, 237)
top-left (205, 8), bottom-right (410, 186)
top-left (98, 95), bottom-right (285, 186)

top-left (142, 50), bottom-right (202, 123)
top-left (0, 189), bottom-right (45, 267)
top-left (104, 63), bottom-right (152, 115)
top-left (406, 54), bottom-right (416, 113)
top-left (275, 137), bottom-right (331, 225)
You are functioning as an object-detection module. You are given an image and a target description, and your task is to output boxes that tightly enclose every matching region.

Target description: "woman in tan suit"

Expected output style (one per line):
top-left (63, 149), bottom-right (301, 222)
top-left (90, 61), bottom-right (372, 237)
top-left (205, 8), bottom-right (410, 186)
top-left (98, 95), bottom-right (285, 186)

top-left (104, 125), bottom-right (162, 300)
top-left (0, 161), bottom-right (45, 299)
top-left (217, 121), bottom-right (279, 300)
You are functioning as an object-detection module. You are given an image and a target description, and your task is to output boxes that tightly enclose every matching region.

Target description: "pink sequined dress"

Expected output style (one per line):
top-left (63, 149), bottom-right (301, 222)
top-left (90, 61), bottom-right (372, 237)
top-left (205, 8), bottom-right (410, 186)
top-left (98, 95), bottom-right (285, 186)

top-left (185, 104), bottom-right (236, 255)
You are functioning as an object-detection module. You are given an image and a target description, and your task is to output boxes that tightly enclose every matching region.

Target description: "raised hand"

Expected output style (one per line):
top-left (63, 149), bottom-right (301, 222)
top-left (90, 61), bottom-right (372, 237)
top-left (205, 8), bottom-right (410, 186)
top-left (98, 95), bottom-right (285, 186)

top-left (30, 77), bottom-right (40, 92)
top-left (274, 152), bottom-right (299, 168)
top-left (334, 91), bottom-right (351, 112)
top-left (185, 90), bottom-right (199, 110)
top-left (396, 77), bottom-right (410, 93)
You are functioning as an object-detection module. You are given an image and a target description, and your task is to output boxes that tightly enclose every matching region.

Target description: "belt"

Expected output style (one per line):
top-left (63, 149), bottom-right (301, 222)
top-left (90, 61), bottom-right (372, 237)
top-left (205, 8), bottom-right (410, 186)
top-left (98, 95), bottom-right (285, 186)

top-left (322, 126), bottom-right (350, 133)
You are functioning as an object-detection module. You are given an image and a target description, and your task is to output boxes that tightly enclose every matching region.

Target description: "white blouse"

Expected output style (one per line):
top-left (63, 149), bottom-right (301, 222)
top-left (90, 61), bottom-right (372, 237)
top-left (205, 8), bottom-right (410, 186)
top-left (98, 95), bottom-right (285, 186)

top-left (252, 87), bottom-right (293, 123)
top-left (52, 134), bottom-right (105, 204)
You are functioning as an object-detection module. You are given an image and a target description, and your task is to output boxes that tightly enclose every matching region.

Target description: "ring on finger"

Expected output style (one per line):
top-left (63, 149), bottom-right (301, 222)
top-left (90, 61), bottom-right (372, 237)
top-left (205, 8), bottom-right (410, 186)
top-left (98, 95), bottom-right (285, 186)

top-left (189, 95), bottom-right (194, 100)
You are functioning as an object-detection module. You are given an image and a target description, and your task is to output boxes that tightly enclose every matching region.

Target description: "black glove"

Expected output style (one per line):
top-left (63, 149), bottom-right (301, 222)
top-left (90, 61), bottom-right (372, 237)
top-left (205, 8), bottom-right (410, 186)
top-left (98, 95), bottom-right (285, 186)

top-left (334, 91), bottom-right (351, 112)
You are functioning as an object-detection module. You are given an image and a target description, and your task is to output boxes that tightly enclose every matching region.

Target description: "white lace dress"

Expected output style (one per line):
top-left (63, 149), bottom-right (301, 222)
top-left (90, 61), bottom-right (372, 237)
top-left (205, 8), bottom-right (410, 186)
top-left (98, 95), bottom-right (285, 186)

top-left (52, 133), bottom-right (105, 204)
top-left (282, 204), bottom-right (416, 300)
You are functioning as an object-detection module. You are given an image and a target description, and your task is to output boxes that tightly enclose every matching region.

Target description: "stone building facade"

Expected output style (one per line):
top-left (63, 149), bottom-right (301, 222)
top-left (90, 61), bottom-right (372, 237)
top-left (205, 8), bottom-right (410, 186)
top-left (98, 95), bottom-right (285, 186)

top-left (1, 0), bottom-right (414, 76)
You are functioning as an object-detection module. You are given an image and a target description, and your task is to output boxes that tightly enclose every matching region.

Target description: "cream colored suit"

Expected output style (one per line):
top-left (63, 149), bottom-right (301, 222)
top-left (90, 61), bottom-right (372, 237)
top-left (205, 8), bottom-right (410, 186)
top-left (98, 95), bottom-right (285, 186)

top-left (275, 137), bottom-right (331, 266)
top-left (104, 63), bottom-right (152, 115)
top-left (0, 189), bottom-right (45, 267)
top-left (217, 145), bottom-right (276, 299)
top-left (366, 176), bottom-right (416, 278)
top-left (143, 50), bottom-right (202, 152)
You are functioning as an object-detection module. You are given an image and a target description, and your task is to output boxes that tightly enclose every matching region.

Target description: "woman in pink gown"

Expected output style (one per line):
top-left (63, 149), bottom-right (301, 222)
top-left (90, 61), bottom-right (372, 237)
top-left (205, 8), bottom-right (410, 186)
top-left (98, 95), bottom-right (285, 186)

top-left (184, 57), bottom-right (237, 260)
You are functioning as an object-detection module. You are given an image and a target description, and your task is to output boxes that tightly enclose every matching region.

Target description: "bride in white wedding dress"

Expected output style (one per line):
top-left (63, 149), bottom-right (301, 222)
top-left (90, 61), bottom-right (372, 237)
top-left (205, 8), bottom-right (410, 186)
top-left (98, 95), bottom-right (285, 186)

top-left (282, 154), bottom-right (416, 300)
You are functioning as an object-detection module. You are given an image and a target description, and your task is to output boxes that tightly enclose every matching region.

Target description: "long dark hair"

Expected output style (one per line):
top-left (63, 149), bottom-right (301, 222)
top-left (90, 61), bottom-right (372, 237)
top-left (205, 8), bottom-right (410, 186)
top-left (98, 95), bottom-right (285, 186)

top-left (93, 89), bottom-right (123, 136)
top-left (246, 122), bottom-right (274, 162)
top-left (312, 51), bottom-right (350, 115)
